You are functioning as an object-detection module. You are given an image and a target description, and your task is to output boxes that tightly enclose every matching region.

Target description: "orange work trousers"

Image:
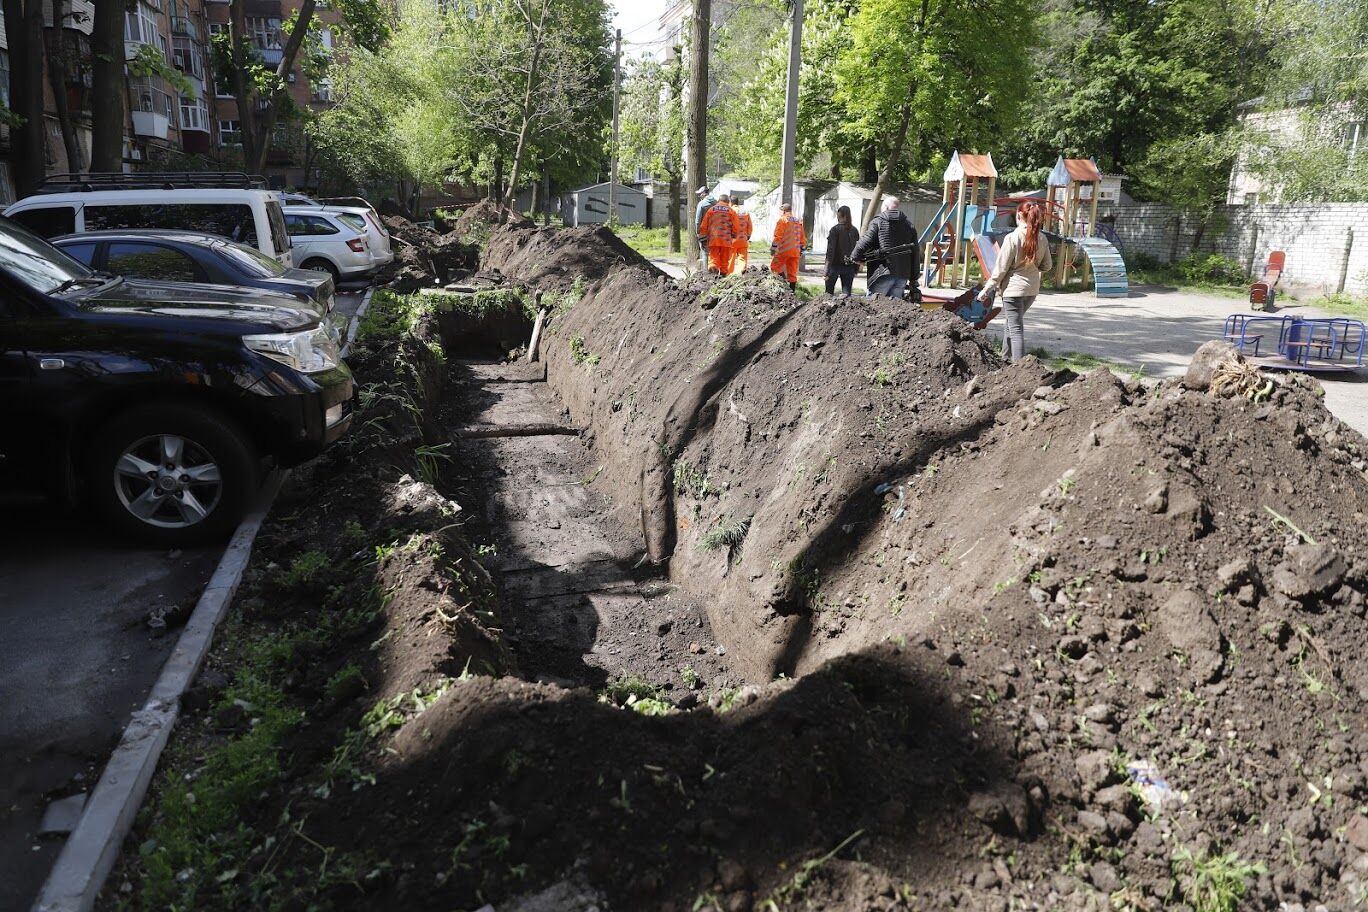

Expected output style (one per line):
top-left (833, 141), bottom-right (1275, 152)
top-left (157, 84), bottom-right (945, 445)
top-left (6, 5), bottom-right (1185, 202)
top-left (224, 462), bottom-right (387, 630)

top-left (771, 251), bottom-right (801, 284)
top-left (730, 239), bottom-right (749, 274)
top-left (708, 242), bottom-right (733, 275)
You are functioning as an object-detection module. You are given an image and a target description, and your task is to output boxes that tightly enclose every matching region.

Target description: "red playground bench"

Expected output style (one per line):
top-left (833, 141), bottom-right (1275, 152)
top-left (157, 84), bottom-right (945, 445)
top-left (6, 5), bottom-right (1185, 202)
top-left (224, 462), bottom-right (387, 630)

top-left (1249, 250), bottom-right (1285, 311)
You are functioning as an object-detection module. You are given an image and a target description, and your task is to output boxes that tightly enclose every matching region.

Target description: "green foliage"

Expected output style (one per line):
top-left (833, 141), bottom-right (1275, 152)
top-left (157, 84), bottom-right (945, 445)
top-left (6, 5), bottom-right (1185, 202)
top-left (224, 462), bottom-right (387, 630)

top-left (1170, 845), bottom-right (1265, 912)
top-left (672, 459), bottom-right (717, 498)
top-left (599, 674), bottom-right (658, 706)
top-left (1175, 253), bottom-right (1246, 286)
top-left (568, 334), bottom-right (600, 367)
top-left (279, 550), bottom-right (330, 588)
top-left (128, 43), bottom-right (195, 99)
top-left (618, 56), bottom-right (684, 187)
top-left (701, 517), bottom-right (751, 553)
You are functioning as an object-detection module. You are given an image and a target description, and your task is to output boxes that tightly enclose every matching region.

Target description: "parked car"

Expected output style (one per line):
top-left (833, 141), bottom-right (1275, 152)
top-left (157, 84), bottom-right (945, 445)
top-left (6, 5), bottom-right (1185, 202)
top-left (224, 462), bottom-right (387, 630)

top-left (284, 195), bottom-right (394, 269)
top-left (282, 207), bottom-right (374, 282)
top-left (2, 172), bottom-right (294, 267)
top-left (0, 216), bottom-right (353, 544)
top-left (53, 229), bottom-right (337, 317)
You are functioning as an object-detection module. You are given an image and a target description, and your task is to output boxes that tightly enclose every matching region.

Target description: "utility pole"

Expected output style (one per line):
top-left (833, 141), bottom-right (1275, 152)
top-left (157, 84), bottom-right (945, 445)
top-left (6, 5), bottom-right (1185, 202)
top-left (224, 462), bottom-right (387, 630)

top-left (780, 0), bottom-right (803, 209)
top-left (685, 0), bottom-right (711, 265)
top-left (609, 27), bottom-right (622, 225)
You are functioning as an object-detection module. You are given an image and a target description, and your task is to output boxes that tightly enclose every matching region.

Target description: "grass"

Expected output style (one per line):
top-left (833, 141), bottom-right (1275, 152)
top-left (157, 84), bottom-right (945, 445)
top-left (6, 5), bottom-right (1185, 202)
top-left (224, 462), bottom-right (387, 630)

top-left (1170, 845), bottom-right (1265, 912)
top-left (1027, 347), bottom-right (1145, 380)
top-left (672, 458), bottom-right (718, 498)
top-left (1310, 291), bottom-right (1368, 320)
top-left (701, 516), bottom-right (750, 552)
top-left (568, 334), bottom-right (600, 367)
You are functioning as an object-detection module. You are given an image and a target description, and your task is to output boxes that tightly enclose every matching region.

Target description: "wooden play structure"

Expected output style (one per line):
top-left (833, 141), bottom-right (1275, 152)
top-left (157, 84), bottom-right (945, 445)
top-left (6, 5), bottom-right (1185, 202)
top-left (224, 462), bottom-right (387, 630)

top-left (1046, 156), bottom-right (1128, 297)
top-left (921, 152), bottom-right (997, 289)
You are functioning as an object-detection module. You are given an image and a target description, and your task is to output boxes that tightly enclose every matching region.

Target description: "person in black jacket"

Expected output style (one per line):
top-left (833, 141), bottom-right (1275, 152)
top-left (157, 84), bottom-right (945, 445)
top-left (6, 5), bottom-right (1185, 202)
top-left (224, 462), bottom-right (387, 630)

top-left (851, 196), bottom-right (921, 300)
top-left (824, 205), bottom-right (860, 296)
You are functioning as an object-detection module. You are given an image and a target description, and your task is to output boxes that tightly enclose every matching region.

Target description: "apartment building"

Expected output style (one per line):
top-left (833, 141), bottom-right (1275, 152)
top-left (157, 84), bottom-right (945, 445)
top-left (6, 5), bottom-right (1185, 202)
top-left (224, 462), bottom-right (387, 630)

top-left (0, 0), bottom-right (335, 202)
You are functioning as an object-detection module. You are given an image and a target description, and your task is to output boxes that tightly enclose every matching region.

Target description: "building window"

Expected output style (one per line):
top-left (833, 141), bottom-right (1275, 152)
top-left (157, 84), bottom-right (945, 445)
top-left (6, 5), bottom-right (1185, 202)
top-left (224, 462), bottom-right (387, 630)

top-left (219, 119), bottom-right (241, 146)
top-left (1244, 192), bottom-right (1259, 205)
top-left (124, 3), bottom-right (162, 49)
top-left (0, 50), bottom-right (10, 110)
top-left (247, 17), bottom-right (282, 50)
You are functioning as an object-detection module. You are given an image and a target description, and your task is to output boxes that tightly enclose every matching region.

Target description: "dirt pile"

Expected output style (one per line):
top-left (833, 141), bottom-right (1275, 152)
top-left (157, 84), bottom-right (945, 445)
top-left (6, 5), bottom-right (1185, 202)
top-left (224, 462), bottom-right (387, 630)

top-left (453, 199), bottom-right (532, 242)
top-left (480, 225), bottom-right (1368, 910)
top-left (484, 222), bottom-right (662, 292)
top-left (379, 214), bottom-right (480, 291)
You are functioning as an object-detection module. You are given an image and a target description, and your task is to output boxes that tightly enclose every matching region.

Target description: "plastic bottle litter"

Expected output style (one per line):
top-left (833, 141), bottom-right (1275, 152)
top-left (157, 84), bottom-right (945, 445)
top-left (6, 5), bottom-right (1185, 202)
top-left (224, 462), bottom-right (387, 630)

top-left (1126, 759), bottom-right (1187, 816)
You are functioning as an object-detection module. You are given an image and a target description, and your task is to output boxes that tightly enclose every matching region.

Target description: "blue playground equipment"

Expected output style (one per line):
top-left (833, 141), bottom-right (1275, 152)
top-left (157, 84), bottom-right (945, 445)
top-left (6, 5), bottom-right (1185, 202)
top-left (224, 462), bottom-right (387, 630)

top-left (1222, 313), bottom-right (1366, 372)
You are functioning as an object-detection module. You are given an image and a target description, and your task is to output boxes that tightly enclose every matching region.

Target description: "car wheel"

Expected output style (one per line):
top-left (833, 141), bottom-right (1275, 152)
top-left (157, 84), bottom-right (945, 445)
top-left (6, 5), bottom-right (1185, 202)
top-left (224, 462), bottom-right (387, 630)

top-left (88, 404), bottom-right (258, 545)
top-left (302, 258), bottom-right (341, 284)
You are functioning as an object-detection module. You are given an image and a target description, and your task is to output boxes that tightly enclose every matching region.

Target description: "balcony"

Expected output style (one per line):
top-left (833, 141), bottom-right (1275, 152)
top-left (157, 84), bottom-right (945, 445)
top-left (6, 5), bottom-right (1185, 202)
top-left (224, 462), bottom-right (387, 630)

top-left (131, 80), bottom-right (174, 140)
top-left (179, 97), bottom-right (210, 133)
top-left (171, 16), bottom-right (198, 40)
top-left (172, 37), bottom-right (205, 81)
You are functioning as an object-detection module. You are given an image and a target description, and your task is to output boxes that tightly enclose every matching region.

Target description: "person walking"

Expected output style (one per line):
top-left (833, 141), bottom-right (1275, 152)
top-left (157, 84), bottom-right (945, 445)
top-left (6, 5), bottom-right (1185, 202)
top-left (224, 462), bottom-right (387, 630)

top-left (699, 194), bottom-right (742, 275)
top-left (824, 204), bottom-right (860, 296)
top-left (976, 199), bottom-right (1052, 362)
top-left (851, 196), bottom-right (920, 300)
top-left (730, 196), bottom-right (753, 275)
top-left (694, 186), bottom-right (715, 262)
top-left (770, 202), bottom-right (806, 290)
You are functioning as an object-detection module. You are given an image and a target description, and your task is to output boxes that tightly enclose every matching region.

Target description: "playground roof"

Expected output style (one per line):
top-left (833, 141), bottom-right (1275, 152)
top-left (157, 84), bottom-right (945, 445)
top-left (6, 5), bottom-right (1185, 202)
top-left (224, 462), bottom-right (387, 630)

top-left (1047, 156), bottom-right (1102, 186)
top-left (944, 152), bottom-right (998, 181)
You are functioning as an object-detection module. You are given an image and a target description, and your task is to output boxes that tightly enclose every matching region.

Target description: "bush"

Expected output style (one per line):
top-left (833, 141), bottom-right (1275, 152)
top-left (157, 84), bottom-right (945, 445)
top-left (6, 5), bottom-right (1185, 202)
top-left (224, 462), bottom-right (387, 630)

top-left (1176, 253), bottom-right (1247, 286)
top-left (1126, 251), bottom-right (1163, 271)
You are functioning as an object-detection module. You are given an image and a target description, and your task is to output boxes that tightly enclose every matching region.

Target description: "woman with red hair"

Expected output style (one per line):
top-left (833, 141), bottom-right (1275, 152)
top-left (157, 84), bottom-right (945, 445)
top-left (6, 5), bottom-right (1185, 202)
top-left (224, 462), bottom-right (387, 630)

top-left (977, 200), bottom-right (1053, 362)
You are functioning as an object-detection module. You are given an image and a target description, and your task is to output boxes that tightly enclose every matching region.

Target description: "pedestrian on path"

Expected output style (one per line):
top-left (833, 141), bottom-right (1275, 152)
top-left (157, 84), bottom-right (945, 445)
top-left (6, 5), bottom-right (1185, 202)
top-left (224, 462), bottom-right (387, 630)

top-left (851, 196), bottom-right (919, 300)
top-left (699, 194), bottom-right (742, 276)
top-left (730, 196), bottom-right (753, 275)
top-left (770, 202), bottom-right (806, 290)
top-left (694, 186), bottom-right (715, 262)
top-left (824, 205), bottom-right (860, 296)
top-left (977, 199), bottom-right (1052, 362)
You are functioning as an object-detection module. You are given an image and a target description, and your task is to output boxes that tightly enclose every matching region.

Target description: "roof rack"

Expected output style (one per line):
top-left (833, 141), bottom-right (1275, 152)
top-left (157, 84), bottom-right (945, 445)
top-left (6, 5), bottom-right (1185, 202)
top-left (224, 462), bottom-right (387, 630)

top-left (34, 172), bottom-right (271, 193)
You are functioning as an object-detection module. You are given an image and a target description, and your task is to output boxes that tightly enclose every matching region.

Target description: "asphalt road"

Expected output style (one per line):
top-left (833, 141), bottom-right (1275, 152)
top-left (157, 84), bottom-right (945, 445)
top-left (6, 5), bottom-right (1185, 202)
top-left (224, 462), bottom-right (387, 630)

top-left (0, 287), bottom-right (368, 911)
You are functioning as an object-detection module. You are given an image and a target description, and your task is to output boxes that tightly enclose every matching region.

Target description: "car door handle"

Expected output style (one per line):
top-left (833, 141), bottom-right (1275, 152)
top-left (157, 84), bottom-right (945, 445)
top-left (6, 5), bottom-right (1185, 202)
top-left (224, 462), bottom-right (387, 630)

top-left (39, 358), bottom-right (65, 370)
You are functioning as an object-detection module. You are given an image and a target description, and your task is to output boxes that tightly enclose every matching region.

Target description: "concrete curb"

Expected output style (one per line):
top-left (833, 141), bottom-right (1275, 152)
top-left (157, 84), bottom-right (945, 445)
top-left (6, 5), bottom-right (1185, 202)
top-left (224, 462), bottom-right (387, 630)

top-left (32, 470), bottom-right (288, 912)
top-left (340, 286), bottom-right (376, 358)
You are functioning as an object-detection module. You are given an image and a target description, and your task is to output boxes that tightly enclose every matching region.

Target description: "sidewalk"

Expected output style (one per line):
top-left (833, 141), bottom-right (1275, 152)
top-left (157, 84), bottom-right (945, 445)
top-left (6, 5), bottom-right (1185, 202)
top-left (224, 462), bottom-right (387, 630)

top-left (646, 257), bottom-right (1368, 437)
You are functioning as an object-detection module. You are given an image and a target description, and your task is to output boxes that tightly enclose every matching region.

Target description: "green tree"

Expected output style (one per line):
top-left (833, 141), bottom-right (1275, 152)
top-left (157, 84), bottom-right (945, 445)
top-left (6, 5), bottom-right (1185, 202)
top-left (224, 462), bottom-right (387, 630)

top-left (619, 56), bottom-right (686, 249)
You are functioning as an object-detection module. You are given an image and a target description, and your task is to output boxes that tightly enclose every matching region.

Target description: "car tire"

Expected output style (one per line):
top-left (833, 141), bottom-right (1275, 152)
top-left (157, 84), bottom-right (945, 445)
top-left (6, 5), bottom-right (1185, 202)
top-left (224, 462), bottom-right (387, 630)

top-left (302, 258), bottom-right (341, 284)
top-left (87, 404), bottom-right (258, 546)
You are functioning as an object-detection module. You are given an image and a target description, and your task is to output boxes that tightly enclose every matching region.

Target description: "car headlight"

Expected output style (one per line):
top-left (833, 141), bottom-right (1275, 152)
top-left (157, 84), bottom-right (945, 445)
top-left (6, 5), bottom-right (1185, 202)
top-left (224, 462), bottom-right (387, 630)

top-left (243, 326), bottom-right (340, 373)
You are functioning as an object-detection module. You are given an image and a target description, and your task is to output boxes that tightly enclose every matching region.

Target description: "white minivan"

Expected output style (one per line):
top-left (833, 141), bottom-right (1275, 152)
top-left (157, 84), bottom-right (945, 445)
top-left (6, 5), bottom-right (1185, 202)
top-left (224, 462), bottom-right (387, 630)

top-left (4, 179), bottom-right (294, 267)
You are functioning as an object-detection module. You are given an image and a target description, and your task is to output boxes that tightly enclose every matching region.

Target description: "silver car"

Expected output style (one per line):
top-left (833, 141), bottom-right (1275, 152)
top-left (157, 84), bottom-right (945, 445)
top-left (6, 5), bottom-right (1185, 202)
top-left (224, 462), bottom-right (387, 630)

top-left (282, 207), bottom-right (372, 283)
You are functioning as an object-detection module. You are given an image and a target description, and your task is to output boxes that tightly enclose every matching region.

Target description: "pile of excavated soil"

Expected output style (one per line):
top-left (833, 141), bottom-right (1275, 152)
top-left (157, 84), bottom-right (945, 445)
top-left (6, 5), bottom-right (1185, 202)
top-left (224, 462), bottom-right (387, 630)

top-left (453, 199), bottom-right (532, 240)
top-left (379, 214), bottom-right (480, 290)
top-left (483, 222), bottom-right (662, 292)
top-left (479, 225), bottom-right (1368, 910)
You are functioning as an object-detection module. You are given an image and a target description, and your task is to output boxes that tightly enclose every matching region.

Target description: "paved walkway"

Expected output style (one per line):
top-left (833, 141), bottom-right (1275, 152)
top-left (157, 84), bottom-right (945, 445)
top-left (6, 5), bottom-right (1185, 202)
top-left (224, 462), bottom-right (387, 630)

top-left (646, 257), bottom-right (1367, 437)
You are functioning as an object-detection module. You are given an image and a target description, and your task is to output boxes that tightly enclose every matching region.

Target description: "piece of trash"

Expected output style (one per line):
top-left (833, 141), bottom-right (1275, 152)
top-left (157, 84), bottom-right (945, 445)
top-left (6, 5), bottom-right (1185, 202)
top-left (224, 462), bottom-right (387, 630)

top-left (38, 793), bottom-right (87, 836)
top-left (1126, 759), bottom-right (1187, 816)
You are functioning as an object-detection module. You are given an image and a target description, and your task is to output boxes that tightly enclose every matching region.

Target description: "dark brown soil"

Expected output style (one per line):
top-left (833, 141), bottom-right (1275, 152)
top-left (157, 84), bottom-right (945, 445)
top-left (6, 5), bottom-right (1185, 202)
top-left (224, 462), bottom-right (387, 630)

top-left (107, 227), bottom-right (1368, 912)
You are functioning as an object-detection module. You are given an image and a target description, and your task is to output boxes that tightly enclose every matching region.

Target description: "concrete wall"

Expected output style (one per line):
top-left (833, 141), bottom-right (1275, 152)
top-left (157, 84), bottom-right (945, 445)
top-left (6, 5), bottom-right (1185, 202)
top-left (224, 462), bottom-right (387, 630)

top-left (1102, 202), bottom-right (1368, 294)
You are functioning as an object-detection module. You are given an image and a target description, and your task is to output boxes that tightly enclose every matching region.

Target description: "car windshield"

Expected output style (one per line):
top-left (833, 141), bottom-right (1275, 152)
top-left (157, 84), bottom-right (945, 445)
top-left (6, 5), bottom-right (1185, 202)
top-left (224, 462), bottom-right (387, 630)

top-left (336, 213), bottom-right (368, 233)
top-left (0, 216), bottom-right (100, 294)
top-left (216, 239), bottom-right (288, 277)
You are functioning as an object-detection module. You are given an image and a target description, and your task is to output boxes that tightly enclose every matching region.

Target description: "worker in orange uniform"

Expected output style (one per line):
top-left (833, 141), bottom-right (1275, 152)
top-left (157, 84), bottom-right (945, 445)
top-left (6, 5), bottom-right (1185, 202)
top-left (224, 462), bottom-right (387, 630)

top-left (769, 202), bottom-right (806, 289)
top-left (698, 194), bottom-right (742, 275)
top-left (729, 195), bottom-right (752, 275)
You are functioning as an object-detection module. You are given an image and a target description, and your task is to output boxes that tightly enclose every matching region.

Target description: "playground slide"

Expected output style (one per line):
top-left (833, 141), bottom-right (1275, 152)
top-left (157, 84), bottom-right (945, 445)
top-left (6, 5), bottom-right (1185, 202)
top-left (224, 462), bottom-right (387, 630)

top-left (971, 232), bottom-right (999, 280)
top-left (1073, 237), bottom-right (1129, 298)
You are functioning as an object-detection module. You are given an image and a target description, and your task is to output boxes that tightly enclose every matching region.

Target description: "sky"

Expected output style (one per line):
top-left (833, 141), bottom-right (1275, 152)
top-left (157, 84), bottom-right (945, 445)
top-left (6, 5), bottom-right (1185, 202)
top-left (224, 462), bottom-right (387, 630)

top-left (609, 0), bottom-right (670, 60)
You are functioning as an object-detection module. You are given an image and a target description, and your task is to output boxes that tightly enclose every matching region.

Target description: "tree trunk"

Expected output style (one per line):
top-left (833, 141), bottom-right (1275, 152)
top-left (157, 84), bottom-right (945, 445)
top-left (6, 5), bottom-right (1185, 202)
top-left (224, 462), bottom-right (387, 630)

top-left (684, 0), bottom-right (710, 264)
top-left (249, 0), bottom-right (317, 175)
top-left (500, 18), bottom-right (546, 222)
top-left (490, 157), bottom-right (503, 201)
top-left (229, 1), bottom-right (259, 171)
top-left (668, 173), bottom-right (681, 253)
top-left (46, 0), bottom-right (83, 173)
top-left (501, 117), bottom-right (534, 220)
top-left (90, 0), bottom-right (125, 171)
top-left (861, 103), bottom-right (912, 232)
top-left (4, 0), bottom-right (46, 194)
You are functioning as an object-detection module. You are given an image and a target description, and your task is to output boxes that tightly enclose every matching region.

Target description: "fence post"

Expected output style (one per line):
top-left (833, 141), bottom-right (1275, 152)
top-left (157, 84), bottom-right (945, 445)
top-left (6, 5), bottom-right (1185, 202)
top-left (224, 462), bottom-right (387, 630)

top-left (1338, 227), bottom-right (1355, 293)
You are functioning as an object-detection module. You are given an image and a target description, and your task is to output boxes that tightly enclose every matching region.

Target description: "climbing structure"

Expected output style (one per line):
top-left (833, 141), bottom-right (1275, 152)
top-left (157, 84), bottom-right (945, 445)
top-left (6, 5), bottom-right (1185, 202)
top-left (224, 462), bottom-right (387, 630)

top-left (1046, 156), bottom-right (1128, 298)
top-left (923, 152), bottom-right (997, 289)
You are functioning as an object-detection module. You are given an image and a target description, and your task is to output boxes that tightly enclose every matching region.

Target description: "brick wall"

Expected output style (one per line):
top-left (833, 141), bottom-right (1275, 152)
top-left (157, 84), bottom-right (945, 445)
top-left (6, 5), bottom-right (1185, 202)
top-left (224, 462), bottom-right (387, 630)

top-left (1100, 202), bottom-right (1368, 294)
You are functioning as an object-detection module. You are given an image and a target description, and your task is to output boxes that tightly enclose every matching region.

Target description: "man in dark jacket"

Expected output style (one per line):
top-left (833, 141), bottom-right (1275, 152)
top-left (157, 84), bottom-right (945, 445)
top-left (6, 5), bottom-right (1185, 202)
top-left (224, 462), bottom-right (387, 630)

top-left (851, 196), bottom-right (921, 300)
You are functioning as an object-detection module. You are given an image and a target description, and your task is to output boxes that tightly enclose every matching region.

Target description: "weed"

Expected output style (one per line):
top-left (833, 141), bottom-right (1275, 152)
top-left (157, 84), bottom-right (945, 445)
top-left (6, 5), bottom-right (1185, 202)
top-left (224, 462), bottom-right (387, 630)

top-left (323, 664), bottom-right (364, 702)
top-left (600, 674), bottom-right (659, 706)
top-left (701, 516), bottom-right (750, 553)
top-left (672, 459), bottom-right (718, 498)
top-left (279, 550), bottom-right (329, 588)
top-left (867, 352), bottom-right (905, 387)
top-left (569, 334), bottom-right (600, 367)
top-left (715, 687), bottom-right (742, 712)
top-left (1265, 504), bottom-right (1316, 544)
top-left (342, 520), bottom-right (367, 548)
top-left (765, 830), bottom-right (866, 904)
top-left (1170, 845), bottom-right (1264, 912)
top-left (681, 666), bottom-right (700, 689)
top-left (414, 442), bottom-right (451, 487)
top-left (1057, 473), bottom-right (1078, 496)
top-left (786, 559), bottom-right (823, 610)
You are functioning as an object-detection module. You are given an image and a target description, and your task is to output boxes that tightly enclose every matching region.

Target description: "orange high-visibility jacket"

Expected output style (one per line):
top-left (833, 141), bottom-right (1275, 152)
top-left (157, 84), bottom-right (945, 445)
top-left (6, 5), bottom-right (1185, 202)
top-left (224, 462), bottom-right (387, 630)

top-left (773, 215), bottom-right (806, 254)
top-left (736, 212), bottom-right (753, 241)
top-left (700, 203), bottom-right (741, 244)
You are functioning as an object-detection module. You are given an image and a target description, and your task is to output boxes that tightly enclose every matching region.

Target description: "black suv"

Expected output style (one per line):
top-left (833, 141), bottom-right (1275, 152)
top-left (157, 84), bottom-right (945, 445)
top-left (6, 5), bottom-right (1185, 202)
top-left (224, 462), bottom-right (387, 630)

top-left (0, 216), bottom-right (353, 544)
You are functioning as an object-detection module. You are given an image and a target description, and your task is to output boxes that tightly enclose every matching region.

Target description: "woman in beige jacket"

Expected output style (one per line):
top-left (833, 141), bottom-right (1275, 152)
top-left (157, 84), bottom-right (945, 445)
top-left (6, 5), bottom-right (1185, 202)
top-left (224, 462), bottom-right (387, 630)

top-left (977, 200), bottom-right (1052, 362)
